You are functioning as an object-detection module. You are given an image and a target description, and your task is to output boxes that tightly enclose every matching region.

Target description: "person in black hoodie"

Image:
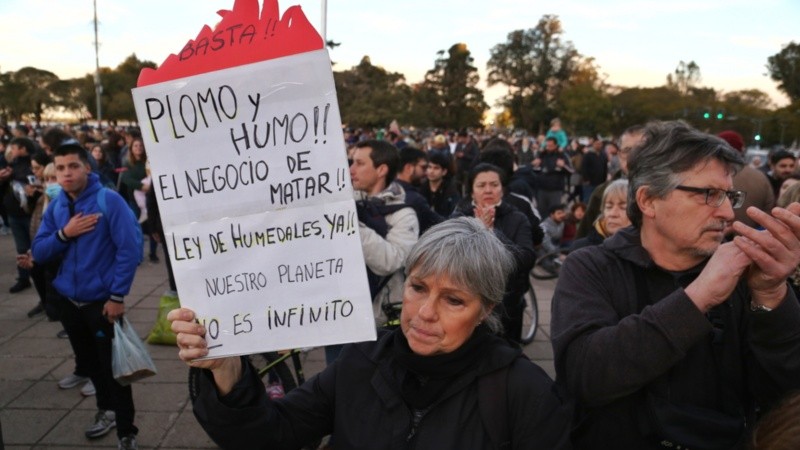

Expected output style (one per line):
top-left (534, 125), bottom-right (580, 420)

top-left (169, 217), bottom-right (571, 449)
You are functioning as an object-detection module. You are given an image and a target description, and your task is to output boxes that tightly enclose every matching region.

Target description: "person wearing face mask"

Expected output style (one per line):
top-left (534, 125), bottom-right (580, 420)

top-left (452, 163), bottom-right (535, 344)
top-left (18, 153), bottom-right (53, 318)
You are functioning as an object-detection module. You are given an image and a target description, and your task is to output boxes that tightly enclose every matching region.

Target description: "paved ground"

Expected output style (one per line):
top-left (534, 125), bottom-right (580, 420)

top-left (0, 232), bottom-right (557, 449)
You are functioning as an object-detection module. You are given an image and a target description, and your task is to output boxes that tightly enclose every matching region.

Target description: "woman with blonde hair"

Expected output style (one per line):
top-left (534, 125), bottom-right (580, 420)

top-left (570, 179), bottom-right (630, 251)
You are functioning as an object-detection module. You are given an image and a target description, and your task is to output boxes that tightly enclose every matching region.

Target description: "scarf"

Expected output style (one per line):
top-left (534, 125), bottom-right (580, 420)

top-left (393, 325), bottom-right (491, 409)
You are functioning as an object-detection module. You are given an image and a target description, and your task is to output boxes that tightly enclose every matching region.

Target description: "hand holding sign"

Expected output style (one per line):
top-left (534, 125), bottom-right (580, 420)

top-left (133, 0), bottom-right (375, 359)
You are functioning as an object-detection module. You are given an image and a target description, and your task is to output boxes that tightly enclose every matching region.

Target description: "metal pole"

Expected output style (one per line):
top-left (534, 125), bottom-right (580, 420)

top-left (321, 0), bottom-right (327, 41)
top-left (93, 0), bottom-right (102, 124)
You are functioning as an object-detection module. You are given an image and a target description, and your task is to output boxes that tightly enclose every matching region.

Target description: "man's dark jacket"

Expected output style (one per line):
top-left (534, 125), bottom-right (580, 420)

top-left (552, 226), bottom-right (800, 449)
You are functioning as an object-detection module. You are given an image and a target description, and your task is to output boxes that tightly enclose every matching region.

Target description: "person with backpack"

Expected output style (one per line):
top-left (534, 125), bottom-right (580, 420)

top-left (321, 139), bottom-right (419, 366)
top-left (31, 140), bottom-right (142, 450)
top-left (169, 217), bottom-right (572, 449)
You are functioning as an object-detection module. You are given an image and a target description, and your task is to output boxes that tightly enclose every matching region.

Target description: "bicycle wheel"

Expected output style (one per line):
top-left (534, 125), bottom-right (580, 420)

top-left (520, 287), bottom-right (539, 344)
top-left (531, 251), bottom-right (562, 280)
top-left (252, 352), bottom-right (298, 393)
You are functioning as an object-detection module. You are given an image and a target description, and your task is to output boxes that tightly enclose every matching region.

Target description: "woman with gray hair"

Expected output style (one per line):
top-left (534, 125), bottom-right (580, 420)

top-left (168, 217), bottom-right (572, 449)
top-left (570, 179), bottom-right (631, 251)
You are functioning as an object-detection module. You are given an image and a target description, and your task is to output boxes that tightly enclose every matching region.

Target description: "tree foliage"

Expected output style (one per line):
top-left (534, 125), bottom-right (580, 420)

top-left (413, 43), bottom-right (487, 129)
top-left (557, 57), bottom-right (611, 135)
top-left (0, 67), bottom-right (62, 124)
top-left (767, 42), bottom-right (800, 103)
top-left (486, 15), bottom-right (583, 131)
top-left (70, 54), bottom-right (157, 121)
top-left (666, 60), bottom-right (701, 95)
top-left (333, 56), bottom-right (411, 128)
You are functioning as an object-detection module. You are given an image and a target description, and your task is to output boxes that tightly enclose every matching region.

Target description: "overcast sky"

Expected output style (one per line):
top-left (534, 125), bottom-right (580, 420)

top-left (3, 0), bottom-right (797, 110)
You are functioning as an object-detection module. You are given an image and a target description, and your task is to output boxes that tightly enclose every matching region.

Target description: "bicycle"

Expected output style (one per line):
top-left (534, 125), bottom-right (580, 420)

top-left (520, 286), bottom-right (539, 344)
top-left (249, 350), bottom-right (322, 450)
top-left (530, 249), bottom-right (564, 280)
top-left (249, 349), bottom-right (310, 396)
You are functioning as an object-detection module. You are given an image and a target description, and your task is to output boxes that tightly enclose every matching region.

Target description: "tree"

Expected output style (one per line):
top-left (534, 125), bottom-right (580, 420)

top-left (69, 54), bottom-right (157, 121)
top-left (0, 67), bottom-right (62, 124)
top-left (486, 15), bottom-right (584, 131)
top-left (333, 56), bottom-right (412, 128)
top-left (557, 57), bottom-right (611, 135)
top-left (666, 60), bottom-right (701, 95)
top-left (723, 89), bottom-right (773, 111)
top-left (767, 42), bottom-right (800, 103)
top-left (611, 87), bottom-right (685, 133)
top-left (415, 43), bottom-right (487, 129)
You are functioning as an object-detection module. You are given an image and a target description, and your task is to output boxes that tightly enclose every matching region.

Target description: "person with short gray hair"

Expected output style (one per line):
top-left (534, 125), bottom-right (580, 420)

top-left (553, 120), bottom-right (800, 449)
top-left (404, 216), bottom-right (514, 333)
top-left (169, 216), bottom-right (572, 449)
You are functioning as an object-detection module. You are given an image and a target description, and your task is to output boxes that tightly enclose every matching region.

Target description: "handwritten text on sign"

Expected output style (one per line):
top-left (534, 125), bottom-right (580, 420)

top-left (132, 50), bottom-right (375, 358)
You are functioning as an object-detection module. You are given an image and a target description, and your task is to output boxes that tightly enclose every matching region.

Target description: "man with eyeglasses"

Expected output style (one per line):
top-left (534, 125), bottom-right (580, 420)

top-left (552, 121), bottom-right (800, 449)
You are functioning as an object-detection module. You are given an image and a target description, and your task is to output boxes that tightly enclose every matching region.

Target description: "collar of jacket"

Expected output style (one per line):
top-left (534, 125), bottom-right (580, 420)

top-left (354, 181), bottom-right (407, 204)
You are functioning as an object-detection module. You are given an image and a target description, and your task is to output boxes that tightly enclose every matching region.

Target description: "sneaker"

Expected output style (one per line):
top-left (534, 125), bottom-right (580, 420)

top-left (118, 434), bottom-right (138, 450)
top-left (58, 373), bottom-right (89, 389)
top-left (81, 380), bottom-right (96, 397)
top-left (9, 279), bottom-right (31, 293)
top-left (85, 410), bottom-right (116, 439)
top-left (266, 382), bottom-right (285, 400)
top-left (149, 253), bottom-right (159, 263)
top-left (0, 225), bottom-right (9, 235)
top-left (27, 303), bottom-right (45, 318)
top-left (57, 329), bottom-right (69, 339)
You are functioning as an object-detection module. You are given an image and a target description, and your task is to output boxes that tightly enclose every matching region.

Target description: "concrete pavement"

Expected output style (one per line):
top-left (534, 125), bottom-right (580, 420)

top-left (0, 231), bottom-right (557, 449)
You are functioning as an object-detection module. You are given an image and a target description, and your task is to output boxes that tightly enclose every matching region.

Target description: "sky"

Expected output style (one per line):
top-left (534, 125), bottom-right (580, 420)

top-left (2, 0), bottom-right (798, 115)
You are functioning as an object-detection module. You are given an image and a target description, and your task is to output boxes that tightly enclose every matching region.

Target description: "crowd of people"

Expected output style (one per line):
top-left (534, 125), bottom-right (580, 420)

top-left (0, 123), bottom-right (173, 450)
top-left (4, 117), bottom-right (800, 449)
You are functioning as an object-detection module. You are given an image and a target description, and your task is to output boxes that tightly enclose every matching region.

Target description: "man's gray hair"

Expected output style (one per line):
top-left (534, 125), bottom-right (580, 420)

top-left (627, 121), bottom-right (744, 227)
top-left (404, 217), bottom-right (515, 333)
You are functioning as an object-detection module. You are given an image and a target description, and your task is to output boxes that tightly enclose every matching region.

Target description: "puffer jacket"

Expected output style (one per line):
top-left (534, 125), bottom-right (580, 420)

top-left (355, 182), bottom-right (419, 308)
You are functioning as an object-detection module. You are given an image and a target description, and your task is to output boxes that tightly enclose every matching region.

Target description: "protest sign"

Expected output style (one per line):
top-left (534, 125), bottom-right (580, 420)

top-left (132, 0), bottom-right (375, 358)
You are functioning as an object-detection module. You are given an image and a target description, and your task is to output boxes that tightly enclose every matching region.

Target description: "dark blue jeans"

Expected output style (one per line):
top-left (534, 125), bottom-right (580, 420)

top-left (58, 300), bottom-right (138, 438)
top-left (8, 215), bottom-right (31, 281)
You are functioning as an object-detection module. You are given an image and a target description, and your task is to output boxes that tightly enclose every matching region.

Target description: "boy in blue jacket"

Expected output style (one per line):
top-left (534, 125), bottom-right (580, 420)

top-left (32, 140), bottom-right (141, 450)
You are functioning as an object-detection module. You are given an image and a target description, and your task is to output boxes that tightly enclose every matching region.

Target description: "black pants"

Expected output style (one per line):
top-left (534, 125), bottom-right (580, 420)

top-left (30, 259), bottom-right (61, 320)
top-left (58, 299), bottom-right (137, 437)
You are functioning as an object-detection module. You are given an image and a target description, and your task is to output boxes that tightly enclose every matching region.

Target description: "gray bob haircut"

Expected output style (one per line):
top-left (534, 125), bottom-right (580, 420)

top-left (403, 217), bottom-right (515, 333)
top-left (627, 121), bottom-right (744, 228)
top-left (600, 179), bottom-right (629, 217)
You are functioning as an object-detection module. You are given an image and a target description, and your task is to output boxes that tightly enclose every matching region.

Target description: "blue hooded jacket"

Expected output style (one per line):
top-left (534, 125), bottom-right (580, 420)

top-left (32, 172), bottom-right (140, 302)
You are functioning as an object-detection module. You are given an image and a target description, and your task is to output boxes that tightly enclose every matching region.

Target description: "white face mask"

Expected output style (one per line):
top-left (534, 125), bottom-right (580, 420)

top-left (45, 182), bottom-right (62, 199)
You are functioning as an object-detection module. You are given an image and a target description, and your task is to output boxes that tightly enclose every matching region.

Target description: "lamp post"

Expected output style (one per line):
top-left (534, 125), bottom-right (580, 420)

top-left (321, 0), bottom-right (327, 41)
top-left (93, 0), bottom-right (102, 125)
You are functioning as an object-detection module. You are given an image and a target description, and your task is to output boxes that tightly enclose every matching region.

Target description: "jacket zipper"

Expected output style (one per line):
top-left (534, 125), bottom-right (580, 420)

top-left (405, 408), bottom-right (429, 447)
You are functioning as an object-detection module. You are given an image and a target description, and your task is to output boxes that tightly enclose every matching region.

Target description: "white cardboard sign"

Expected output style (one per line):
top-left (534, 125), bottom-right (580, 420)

top-left (132, 49), bottom-right (375, 358)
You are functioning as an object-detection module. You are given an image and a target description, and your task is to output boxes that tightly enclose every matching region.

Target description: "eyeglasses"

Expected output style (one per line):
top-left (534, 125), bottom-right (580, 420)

top-left (673, 185), bottom-right (746, 209)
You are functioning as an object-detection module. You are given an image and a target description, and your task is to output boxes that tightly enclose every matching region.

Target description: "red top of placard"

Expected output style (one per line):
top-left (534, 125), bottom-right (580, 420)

top-left (137, 0), bottom-right (324, 87)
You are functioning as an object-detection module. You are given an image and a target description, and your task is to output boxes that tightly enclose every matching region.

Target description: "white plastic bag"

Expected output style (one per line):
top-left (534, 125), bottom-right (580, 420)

top-left (112, 316), bottom-right (157, 386)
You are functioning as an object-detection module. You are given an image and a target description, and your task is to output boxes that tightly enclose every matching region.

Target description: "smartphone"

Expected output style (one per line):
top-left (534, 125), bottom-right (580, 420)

top-left (27, 175), bottom-right (37, 184)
